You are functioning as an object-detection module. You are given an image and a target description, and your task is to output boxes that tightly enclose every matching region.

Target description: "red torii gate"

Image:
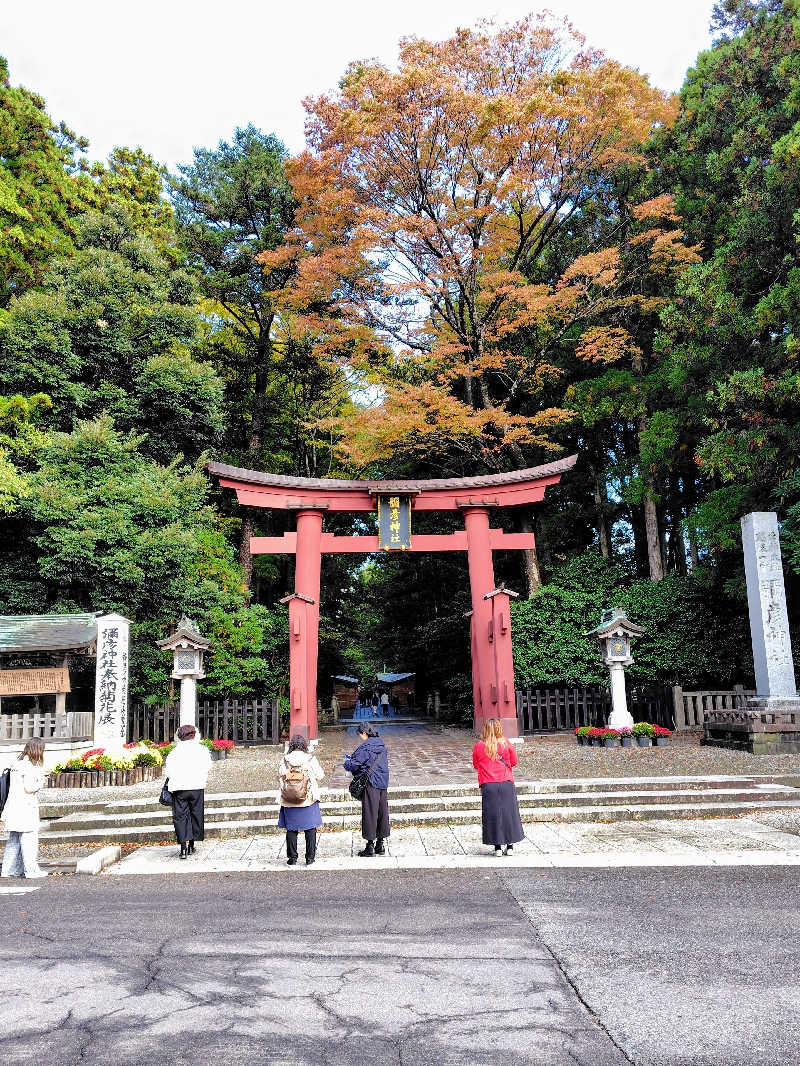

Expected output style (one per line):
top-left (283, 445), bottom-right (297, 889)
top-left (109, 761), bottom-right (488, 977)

top-left (208, 457), bottom-right (576, 740)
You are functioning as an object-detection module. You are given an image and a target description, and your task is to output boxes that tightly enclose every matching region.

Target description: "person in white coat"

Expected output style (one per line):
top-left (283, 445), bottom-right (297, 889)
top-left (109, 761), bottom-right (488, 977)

top-left (278, 735), bottom-right (325, 866)
top-left (1, 738), bottom-right (47, 878)
top-left (163, 724), bottom-right (212, 859)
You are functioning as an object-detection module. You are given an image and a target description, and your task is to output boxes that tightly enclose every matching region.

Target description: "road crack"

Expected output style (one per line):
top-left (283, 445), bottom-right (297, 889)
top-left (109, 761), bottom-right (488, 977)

top-left (498, 873), bottom-right (637, 1066)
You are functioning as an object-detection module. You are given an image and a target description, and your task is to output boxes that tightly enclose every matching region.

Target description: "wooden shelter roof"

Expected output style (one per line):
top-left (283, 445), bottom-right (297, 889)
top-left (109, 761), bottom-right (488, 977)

top-left (0, 613), bottom-right (100, 653)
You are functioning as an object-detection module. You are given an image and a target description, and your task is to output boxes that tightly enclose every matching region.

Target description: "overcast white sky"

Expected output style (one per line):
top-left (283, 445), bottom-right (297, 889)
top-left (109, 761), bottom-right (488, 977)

top-left (2, 0), bottom-right (716, 171)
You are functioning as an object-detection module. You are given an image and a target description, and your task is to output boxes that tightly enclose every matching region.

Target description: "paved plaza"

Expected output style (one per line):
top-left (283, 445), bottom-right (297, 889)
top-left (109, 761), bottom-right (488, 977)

top-left (109, 811), bottom-right (800, 875)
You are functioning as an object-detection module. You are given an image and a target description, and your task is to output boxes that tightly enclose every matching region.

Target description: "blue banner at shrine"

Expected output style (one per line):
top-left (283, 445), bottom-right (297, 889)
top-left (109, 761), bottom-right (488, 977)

top-left (377, 495), bottom-right (412, 550)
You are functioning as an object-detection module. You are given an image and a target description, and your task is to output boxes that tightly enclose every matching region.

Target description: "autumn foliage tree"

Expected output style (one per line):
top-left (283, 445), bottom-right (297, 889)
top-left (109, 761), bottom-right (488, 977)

top-left (266, 17), bottom-right (676, 469)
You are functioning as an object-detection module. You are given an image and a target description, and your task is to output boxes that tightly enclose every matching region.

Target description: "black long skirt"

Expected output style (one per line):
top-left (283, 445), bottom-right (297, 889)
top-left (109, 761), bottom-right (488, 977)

top-left (361, 783), bottom-right (390, 841)
top-left (171, 788), bottom-right (205, 844)
top-left (480, 781), bottom-right (524, 846)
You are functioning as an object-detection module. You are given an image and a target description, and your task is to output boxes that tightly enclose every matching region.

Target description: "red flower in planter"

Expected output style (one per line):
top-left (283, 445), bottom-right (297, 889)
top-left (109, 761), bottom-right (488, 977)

top-left (211, 739), bottom-right (235, 751)
top-left (587, 727), bottom-right (604, 739)
top-left (81, 748), bottom-right (104, 764)
top-left (599, 728), bottom-right (620, 739)
top-left (653, 725), bottom-right (672, 737)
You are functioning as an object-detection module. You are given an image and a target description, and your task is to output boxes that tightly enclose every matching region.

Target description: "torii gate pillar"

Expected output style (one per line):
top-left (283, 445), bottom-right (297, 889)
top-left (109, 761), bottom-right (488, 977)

top-left (463, 508), bottom-right (519, 739)
top-left (281, 509), bottom-right (323, 741)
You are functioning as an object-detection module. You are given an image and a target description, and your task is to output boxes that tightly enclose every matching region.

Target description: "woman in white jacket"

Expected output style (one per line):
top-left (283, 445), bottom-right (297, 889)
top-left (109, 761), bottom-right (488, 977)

top-left (163, 724), bottom-right (212, 859)
top-left (278, 735), bottom-right (324, 866)
top-left (1, 738), bottom-right (47, 878)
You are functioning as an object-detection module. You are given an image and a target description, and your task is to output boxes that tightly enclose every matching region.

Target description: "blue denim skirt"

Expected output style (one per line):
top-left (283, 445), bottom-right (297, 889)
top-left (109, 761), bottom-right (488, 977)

top-left (278, 801), bottom-right (322, 831)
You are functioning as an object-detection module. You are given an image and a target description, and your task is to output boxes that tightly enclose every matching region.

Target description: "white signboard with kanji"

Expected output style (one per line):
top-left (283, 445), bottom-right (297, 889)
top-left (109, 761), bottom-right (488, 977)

top-left (93, 613), bottom-right (130, 747)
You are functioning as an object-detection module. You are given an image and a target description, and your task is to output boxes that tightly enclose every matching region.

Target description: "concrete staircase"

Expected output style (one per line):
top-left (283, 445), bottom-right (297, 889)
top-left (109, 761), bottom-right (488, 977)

top-left (37, 773), bottom-right (800, 844)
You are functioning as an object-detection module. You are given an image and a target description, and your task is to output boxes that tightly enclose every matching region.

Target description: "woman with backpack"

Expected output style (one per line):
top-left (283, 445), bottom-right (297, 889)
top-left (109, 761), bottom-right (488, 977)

top-left (344, 725), bottom-right (390, 857)
top-left (1, 738), bottom-right (47, 879)
top-left (278, 735), bottom-right (325, 866)
top-left (472, 718), bottom-right (524, 857)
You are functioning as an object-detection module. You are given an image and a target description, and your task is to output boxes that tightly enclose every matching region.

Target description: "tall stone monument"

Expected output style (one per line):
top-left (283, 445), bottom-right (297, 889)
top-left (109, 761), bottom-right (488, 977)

top-left (743, 512), bottom-right (797, 698)
top-left (705, 512), bottom-right (800, 753)
top-left (93, 613), bottom-right (131, 748)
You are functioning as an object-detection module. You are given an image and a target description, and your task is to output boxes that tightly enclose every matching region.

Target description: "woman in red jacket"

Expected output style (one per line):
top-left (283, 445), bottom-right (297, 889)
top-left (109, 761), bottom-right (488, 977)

top-left (472, 718), bottom-right (525, 856)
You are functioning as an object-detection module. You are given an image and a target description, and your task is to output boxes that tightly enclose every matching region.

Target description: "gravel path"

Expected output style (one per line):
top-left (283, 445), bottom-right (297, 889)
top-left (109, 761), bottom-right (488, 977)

top-left (39, 725), bottom-right (800, 809)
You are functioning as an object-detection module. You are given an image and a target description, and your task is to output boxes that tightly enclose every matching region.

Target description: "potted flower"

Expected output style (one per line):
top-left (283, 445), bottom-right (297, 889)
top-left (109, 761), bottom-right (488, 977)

top-left (619, 727), bottom-right (634, 748)
top-left (202, 738), bottom-right (235, 760)
top-left (632, 721), bottom-right (655, 747)
top-left (587, 726), bottom-right (604, 747)
top-left (574, 726), bottom-right (591, 746)
top-left (653, 724), bottom-right (672, 747)
top-left (601, 728), bottom-right (621, 748)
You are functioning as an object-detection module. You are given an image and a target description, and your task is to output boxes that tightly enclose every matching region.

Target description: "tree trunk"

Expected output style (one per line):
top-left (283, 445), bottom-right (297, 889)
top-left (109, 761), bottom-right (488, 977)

top-left (638, 414), bottom-right (663, 582)
top-left (239, 512), bottom-right (254, 597)
top-left (590, 460), bottom-right (612, 559)
top-left (683, 473), bottom-right (700, 571)
top-left (537, 514), bottom-right (553, 573)
top-left (519, 513), bottom-right (542, 598)
top-left (643, 489), bottom-right (664, 582)
top-left (627, 502), bottom-right (647, 577)
top-left (670, 474), bottom-right (687, 577)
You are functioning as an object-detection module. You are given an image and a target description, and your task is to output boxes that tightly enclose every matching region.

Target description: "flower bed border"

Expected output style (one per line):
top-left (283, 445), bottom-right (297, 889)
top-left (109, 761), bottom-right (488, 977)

top-left (47, 765), bottom-right (163, 789)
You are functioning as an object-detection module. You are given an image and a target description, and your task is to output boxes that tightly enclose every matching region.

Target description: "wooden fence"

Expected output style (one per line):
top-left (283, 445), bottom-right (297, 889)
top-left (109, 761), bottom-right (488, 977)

top-left (672, 685), bottom-right (754, 730)
top-left (516, 686), bottom-right (609, 733)
top-left (516, 682), bottom-right (676, 734)
top-left (128, 698), bottom-right (280, 745)
top-left (0, 710), bottom-right (93, 745)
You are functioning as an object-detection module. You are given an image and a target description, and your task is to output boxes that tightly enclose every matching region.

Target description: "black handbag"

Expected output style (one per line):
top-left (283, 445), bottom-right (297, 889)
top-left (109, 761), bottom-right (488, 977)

top-left (348, 749), bottom-right (382, 801)
top-left (159, 778), bottom-right (172, 806)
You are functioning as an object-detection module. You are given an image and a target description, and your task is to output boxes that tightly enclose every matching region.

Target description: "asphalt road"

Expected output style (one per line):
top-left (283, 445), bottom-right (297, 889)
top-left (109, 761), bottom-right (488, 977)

top-left (0, 867), bottom-right (798, 1066)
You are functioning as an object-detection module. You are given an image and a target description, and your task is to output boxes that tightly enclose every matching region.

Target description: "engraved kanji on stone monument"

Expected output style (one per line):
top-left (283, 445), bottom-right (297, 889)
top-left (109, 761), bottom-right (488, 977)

top-left (93, 613), bottom-right (131, 746)
top-left (741, 512), bottom-right (797, 699)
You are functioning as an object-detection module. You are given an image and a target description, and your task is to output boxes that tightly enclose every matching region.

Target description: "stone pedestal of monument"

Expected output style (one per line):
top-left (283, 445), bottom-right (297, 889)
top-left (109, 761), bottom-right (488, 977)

top-left (705, 512), bottom-right (800, 753)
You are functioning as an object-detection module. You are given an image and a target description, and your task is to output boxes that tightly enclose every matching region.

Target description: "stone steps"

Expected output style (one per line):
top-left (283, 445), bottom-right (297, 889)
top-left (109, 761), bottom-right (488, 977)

top-left (38, 773), bottom-right (800, 818)
top-left (45, 785), bottom-right (800, 832)
top-left (37, 798), bottom-right (800, 844)
top-left (31, 772), bottom-right (800, 843)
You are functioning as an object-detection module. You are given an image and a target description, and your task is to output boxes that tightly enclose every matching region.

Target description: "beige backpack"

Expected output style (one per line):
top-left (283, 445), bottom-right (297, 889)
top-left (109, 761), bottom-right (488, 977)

top-left (280, 761), bottom-right (310, 805)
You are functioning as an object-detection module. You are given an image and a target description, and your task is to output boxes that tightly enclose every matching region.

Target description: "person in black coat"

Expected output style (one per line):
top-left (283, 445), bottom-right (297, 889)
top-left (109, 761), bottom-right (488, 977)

top-left (344, 726), bottom-right (390, 857)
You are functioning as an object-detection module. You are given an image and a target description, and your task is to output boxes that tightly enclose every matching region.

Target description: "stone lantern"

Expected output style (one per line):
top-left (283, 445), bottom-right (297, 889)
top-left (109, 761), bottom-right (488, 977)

top-left (156, 617), bottom-right (211, 728)
top-left (586, 607), bottom-right (646, 730)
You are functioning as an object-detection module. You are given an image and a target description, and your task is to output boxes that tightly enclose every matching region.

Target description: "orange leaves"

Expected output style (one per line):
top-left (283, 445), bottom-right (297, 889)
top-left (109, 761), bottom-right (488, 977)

top-left (632, 194), bottom-right (681, 223)
top-left (576, 327), bottom-right (643, 365)
top-left (330, 379), bottom-right (571, 470)
top-left (560, 248), bottom-right (621, 290)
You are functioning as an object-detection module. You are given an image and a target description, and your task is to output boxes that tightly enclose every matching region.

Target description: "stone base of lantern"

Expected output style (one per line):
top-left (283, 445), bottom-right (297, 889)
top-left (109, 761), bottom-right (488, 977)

top-left (704, 697), bottom-right (800, 754)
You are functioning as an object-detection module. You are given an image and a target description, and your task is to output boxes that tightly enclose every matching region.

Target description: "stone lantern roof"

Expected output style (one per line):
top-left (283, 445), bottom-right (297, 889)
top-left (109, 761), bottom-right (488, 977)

top-left (155, 616), bottom-right (211, 652)
top-left (585, 606), bottom-right (646, 640)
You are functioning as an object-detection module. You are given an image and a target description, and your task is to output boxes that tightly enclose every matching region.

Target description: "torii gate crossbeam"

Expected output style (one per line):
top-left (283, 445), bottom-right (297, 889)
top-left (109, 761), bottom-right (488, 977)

top-left (208, 457), bottom-right (577, 740)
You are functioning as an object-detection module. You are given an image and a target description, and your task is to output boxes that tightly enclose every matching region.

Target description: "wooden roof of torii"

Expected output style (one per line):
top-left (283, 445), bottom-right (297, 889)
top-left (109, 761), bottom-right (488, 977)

top-left (206, 456), bottom-right (577, 513)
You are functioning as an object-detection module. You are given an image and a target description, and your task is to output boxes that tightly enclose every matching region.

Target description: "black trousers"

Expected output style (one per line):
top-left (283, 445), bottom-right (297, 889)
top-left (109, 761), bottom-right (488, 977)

top-left (286, 829), bottom-right (317, 863)
top-left (171, 789), bottom-right (205, 844)
top-left (361, 783), bottom-right (390, 841)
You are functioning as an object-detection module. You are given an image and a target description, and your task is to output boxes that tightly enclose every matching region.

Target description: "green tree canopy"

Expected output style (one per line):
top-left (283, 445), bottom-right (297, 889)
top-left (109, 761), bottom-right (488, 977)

top-left (0, 56), bottom-right (91, 304)
top-left (0, 205), bottom-right (223, 461)
top-left (5, 415), bottom-right (287, 698)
